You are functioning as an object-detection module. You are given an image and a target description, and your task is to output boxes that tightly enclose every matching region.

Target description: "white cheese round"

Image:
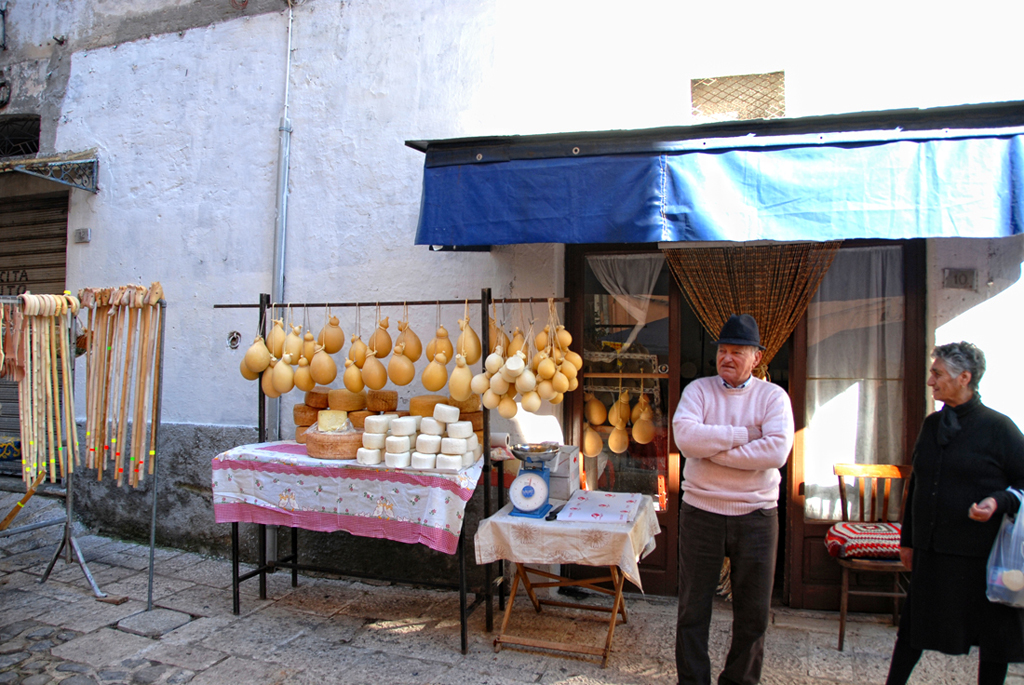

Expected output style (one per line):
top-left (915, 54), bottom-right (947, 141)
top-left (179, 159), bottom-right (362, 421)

top-left (385, 435), bottom-right (411, 453)
top-left (356, 448), bottom-right (382, 465)
top-left (363, 415), bottom-right (390, 434)
top-left (411, 452), bottom-right (436, 470)
top-left (436, 454), bottom-right (463, 470)
top-left (416, 434), bottom-right (442, 454)
top-left (441, 437), bottom-right (468, 455)
top-left (390, 416), bottom-right (418, 436)
top-left (362, 432), bottom-right (386, 450)
top-left (432, 403), bottom-right (460, 424)
top-left (461, 451), bottom-right (478, 467)
top-left (419, 417), bottom-right (444, 436)
top-left (384, 451), bottom-right (412, 468)
top-left (446, 421), bottom-right (473, 439)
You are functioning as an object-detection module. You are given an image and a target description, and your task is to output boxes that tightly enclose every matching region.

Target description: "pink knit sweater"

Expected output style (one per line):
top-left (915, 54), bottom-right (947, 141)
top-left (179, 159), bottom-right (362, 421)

top-left (672, 376), bottom-right (795, 515)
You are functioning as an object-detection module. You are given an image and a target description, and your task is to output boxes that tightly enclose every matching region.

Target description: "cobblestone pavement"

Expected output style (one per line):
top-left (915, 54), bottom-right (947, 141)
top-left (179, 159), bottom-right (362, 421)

top-left (3, 487), bottom-right (1024, 684)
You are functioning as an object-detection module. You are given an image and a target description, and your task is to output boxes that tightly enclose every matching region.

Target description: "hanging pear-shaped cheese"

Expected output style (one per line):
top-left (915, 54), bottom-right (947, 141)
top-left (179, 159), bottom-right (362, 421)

top-left (396, 319), bottom-right (422, 362)
top-left (361, 353), bottom-right (388, 390)
top-left (244, 335), bottom-right (272, 373)
top-left (240, 357), bottom-right (259, 381)
top-left (449, 354), bottom-right (474, 401)
top-left (484, 347), bottom-right (505, 376)
top-left (317, 315), bottom-right (345, 354)
top-left (537, 356), bottom-right (557, 381)
top-left (456, 318), bottom-right (482, 365)
top-left (507, 327), bottom-right (526, 357)
top-left (550, 392), bottom-right (564, 405)
top-left (267, 319), bottom-right (286, 358)
top-left (284, 324), bottom-right (303, 362)
top-left (426, 326), bottom-right (454, 367)
top-left (551, 371), bottom-right (569, 394)
top-left (261, 360), bottom-right (282, 398)
top-left (293, 356), bottom-right (316, 392)
top-left (607, 391), bottom-right (631, 427)
top-left (489, 318), bottom-right (510, 355)
top-left (563, 349), bottom-right (583, 372)
top-left (349, 335), bottom-right (368, 369)
top-left (520, 390), bottom-right (542, 413)
top-left (559, 360), bottom-right (578, 382)
top-left (421, 352), bottom-right (449, 392)
top-left (584, 393), bottom-right (608, 426)
top-left (608, 419), bottom-right (630, 453)
top-left (343, 359), bottom-right (365, 393)
top-left (631, 394), bottom-right (651, 424)
top-left (514, 367), bottom-right (537, 394)
top-left (489, 373), bottom-right (510, 396)
top-left (583, 424), bottom-right (604, 457)
top-left (387, 342), bottom-right (415, 386)
top-left (567, 376), bottom-right (579, 392)
top-left (471, 372), bottom-right (491, 395)
top-left (555, 325), bottom-right (572, 351)
top-left (482, 388), bottom-right (501, 410)
top-left (368, 316), bottom-right (392, 358)
top-left (302, 332), bottom-right (317, 363)
top-left (500, 351), bottom-right (526, 382)
top-left (498, 396), bottom-right (518, 419)
top-left (272, 353), bottom-right (296, 393)
top-left (536, 379), bottom-right (557, 401)
top-left (535, 326), bottom-right (550, 353)
top-left (310, 346), bottom-right (338, 385)
top-left (531, 349), bottom-right (548, 373)
top-left (632, 409), bottom-right (655, 444)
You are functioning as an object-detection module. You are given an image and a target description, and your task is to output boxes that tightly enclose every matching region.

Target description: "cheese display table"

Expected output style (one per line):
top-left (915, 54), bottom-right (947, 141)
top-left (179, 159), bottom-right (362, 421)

top-left (475, 495), bottom-right (660, 667)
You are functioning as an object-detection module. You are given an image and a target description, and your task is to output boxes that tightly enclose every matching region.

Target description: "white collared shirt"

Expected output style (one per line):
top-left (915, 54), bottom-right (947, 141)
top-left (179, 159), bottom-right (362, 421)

top-left (722, 375), bottom-right (753, 389)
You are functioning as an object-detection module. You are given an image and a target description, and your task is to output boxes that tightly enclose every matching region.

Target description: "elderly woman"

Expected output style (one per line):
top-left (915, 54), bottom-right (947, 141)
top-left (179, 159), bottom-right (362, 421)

top-left (886, 342), bottom-right (1024, 685)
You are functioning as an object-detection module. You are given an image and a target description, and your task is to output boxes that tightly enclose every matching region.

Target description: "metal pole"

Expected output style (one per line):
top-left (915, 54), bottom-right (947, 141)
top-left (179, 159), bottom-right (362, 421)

top-left (481, 288), bottom-right (494, 631)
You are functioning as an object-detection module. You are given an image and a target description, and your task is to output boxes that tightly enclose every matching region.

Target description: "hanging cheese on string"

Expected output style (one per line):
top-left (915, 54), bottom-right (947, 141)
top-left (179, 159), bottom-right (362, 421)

top-left (500, 350), bottom-right (526, 382)
top-left (343, 358), bottom-right (364, 393)
top-left (554, 324), bottom-right (572, 351)
top-left (387, 342), bottom-right (415, 386)
top-left (584, 393), bottom-right (608, 426)
top-left (489, 372), bottom-right (510, 396)
top-left (608, 419), bottom-right (629, 453)
top-left (456, 317), bottom-right (481, 365)
top-left (583, 423), bottom-right (604, 457)
top-left (514, 366), bottom-right (537, 394)
top-left (422, 352), bottom-right (449, 392)
top-left (426, 326), bottom-right (454, 367)
top-left (267, 319), bottom-right (286, 358)
top-left (534, 325), bottom-right (550, 353)
top-left (396, 319), bottom-right (422, 362)
top-left (484, 346), bottom-right (504, 376)
top-left (550, 369), bottom-right (569, 394)
top-left (261, 361), bottom-right (282, 398)
top-left (293, 356), bottom-right (316, 392)
top-left (240, 357), bottom-right (259, 381)
top-left (498, 394), bottom-right (518, 419)
top-left (549, 392), bottom-right (564, 405)
top-left (310, 345), bottom-right (337, 385)
top-left (482, 388), bottom-right (501, 410)
top-left (521, 390), bottom-right (542, 413)
top-left (284, 324), bottom-right (303, 362)
top-left (536, 353), bottom-right (557, 381)
top-left (317, 315), bottom-right (345, 354)
top-left (244, 335), bottom-right (271, 373)
top-left (302, 331), bottom-right (316, 363)
top-left (471, 371), bottom-right (491, 395)
top-left (536, 378), bottom-right (557, 401)
top-left (272, 353), bottom-right (295, 394)
top-left (368, 316), bottom-right (392, 358)
top-left (563, 349), bottom-right (583, 372)
top-left (361, 352), bottom-right (388, 390)
top-left (349, 334), bottom-right (368, 369)
top-left (449, 353), bottom-right (473, 401)
top-left (631, 394), bottom-right (651, 424)
top-left (632, 408), bottom-right (655, 445)
top-left (489, 317), bottom-right (510, 354)
top-left (608, 390), bottom-right (632, 427)
top-left (507, 327), bottom-right (526, 357)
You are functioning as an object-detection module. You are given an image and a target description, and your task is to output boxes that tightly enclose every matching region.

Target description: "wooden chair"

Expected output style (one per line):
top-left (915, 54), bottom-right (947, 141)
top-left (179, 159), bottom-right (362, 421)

top-left (830, 463), bottom-right (912, 651)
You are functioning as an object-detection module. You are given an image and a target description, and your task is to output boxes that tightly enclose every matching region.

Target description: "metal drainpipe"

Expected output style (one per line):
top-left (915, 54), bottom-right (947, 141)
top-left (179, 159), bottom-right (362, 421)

top-left (267, 1), bottom-right (296, 562)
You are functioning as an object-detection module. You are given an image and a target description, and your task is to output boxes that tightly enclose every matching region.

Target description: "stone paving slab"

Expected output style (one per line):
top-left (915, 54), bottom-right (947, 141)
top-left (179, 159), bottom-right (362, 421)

top-left (50, 627), bottom-right (155, 668)
top-left (118, 607), bottom-right (192, 637)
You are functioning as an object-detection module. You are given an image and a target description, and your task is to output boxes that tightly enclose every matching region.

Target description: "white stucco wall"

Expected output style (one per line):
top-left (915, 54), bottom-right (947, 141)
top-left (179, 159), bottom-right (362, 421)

top-left (39, 0), bottom-right (1024, 430)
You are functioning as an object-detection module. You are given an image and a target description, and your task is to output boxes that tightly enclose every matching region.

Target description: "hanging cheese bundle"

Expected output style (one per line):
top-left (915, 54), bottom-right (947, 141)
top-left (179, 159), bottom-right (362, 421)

top-left (368, 313), bottom-right (392, 358)
top-left (361, 352), bottom-right (388, 390)
top-left (514, 364), bottom-right (536, 395)
top-left (284, 324), bottom-right (303, 362)
top-left (631, 394), bottom-right (651, 424)
top-left (470, 371), bottom-right (490, 395)
top-left (272, 352), bottom-right (296, 393)
top-left (521, 390), bottom-right (542, 413)
top-left (608, 419), bottom-right (630, 453)
top-left (267, 319), bottom-right (286, 358)
top-left (498, 394), bottom-right (517, 419)
top-left (632, 408), bottom-right (655, 445)
top-left (349, 334), bottom-right (368, 369)
top-left (422, 352), bottom-right (449, 392)
top-left (240, 357), bottom-right (259, 381)
top-left (583, 423), bottom-right (604, 457)
top-left (262, 359), bottom-right (282, 398)
top-left (456, 311), bottom-right (481, 365)
top-left (507, 327), bottom-right (526, 357)
top-left (387, 342), bottom-right (415, 386)
top-left (584, 393), bottom-right (608, 426)
top-left (534, 325), bottom-right (549, 353)
top-left (449, 354), bottom-right (473, 401)
top-left (343, 358), bottom-right (364, 393)
top-left (244, 335), bottom-right (271, 373)
top-left (293, 356), bottom-right (315, 392)
top-left (607, 390), bottom-right (632, 427)
top-left (317, 312), bottom-right (345, 354)
top-left (426, 326), bottom-right (454, 367)
top-left (310, 345), bottom-right (337, 385)
top-left (489, 316), bottom-right (510, 355)
top-left (302, 332), bottom-right (316, 363)
top-left (396, 311), bottom-right (422, 362)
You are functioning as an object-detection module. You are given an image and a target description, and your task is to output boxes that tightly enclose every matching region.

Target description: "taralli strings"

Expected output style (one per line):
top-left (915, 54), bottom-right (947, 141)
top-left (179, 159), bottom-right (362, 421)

top-left (78, 283), bottom-right (164, 487)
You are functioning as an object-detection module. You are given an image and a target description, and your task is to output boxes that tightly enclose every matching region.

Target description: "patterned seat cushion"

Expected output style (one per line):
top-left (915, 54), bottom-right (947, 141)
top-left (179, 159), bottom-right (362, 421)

top-left (824, 521), bottom-right (902, 559)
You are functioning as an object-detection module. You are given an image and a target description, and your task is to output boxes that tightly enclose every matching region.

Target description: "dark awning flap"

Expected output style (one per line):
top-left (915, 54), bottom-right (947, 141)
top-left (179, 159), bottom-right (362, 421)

top-left (413, 129), bottom-right (1024, 245)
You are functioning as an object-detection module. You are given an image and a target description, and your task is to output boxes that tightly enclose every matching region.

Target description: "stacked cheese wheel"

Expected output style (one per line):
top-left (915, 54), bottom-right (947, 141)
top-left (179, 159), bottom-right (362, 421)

top-left (357, 402), bottom-right (482, 471)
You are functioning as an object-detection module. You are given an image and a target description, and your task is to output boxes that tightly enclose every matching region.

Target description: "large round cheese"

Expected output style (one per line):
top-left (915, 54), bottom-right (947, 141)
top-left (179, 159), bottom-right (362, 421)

top-left (446, 393), bottom-right (481, 413)
top-left (305, 429), bottom-right (362, 460)
top-left (295, 425), bottom-right (310, 444)
top-left (409, 394), bottom-right (448, 417)
top-left (304, 387), bottom-right (331, 409)
top-left (293, 403), bottom-right (318, 427)
top-left (328, 388), bottom-right (367, 412)
top-left (462, 411), bottom-right (485, 432)
top-left (367, 389), bottom-right (398, 412)
top-left (348, 410), bottom-right (373, 430)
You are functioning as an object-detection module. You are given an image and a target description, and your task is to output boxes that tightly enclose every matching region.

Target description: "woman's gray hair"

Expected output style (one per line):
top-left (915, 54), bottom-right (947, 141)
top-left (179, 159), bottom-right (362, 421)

top-left (932, 341), bottom-right (986, 391)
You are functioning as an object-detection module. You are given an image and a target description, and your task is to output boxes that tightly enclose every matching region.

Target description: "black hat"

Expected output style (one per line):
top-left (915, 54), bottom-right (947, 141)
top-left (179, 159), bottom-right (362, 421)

top-left (715, 314), bottom-right (765, 350)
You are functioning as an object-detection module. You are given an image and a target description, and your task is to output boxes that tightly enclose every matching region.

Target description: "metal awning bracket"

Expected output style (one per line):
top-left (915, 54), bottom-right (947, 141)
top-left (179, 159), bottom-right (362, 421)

top-left (10, 159), bottom-right (98, 193)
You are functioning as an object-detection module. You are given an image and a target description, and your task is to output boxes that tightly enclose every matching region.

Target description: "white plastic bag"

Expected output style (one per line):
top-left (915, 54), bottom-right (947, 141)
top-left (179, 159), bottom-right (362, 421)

top-left (986, 488), bottom-right (1024, 607)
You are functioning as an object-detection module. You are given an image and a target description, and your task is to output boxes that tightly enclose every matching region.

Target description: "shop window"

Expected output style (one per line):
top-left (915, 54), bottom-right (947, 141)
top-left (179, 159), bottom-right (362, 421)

top-left (0, 115), bottom-right (41, 157)
top-left (582, 253), bottom-right (671, 509)
top-left (691, 71), bottom-right (785, 122)
top-left (802, 246), bottom-right (905, 520)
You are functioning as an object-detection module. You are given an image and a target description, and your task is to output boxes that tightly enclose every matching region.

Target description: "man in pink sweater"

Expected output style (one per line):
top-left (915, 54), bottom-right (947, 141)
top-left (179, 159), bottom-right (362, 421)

top-left (672, 314), bottom-right (795, 685)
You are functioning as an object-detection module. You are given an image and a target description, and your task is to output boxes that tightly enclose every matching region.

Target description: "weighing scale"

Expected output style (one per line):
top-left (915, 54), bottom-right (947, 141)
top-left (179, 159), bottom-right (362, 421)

top-left (508, 442), bottom-right (560, 518)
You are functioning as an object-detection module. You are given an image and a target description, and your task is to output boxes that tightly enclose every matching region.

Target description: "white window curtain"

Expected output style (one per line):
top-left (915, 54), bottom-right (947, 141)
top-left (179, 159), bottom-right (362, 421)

top-left (803, 246), bottom-right (905, 521)
top-left (586, 254), bottom-right (665, 352)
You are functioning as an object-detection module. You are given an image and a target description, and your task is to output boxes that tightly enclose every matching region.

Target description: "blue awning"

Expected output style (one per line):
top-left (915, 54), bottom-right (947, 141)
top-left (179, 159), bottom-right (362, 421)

top-left (411, 124), bottom-right (1024, 246)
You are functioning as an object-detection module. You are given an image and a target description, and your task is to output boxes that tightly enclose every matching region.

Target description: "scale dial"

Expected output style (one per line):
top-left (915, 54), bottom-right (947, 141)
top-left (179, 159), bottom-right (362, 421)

top-left (509, 471), bottom-right (550, 513)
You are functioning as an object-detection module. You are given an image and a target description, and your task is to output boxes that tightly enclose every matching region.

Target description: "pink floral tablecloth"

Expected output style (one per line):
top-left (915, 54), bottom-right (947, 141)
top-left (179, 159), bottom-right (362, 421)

top-left (212, 441), bottom-right (484, 555)
top-left (474, 495), bottom-right (660, 591)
